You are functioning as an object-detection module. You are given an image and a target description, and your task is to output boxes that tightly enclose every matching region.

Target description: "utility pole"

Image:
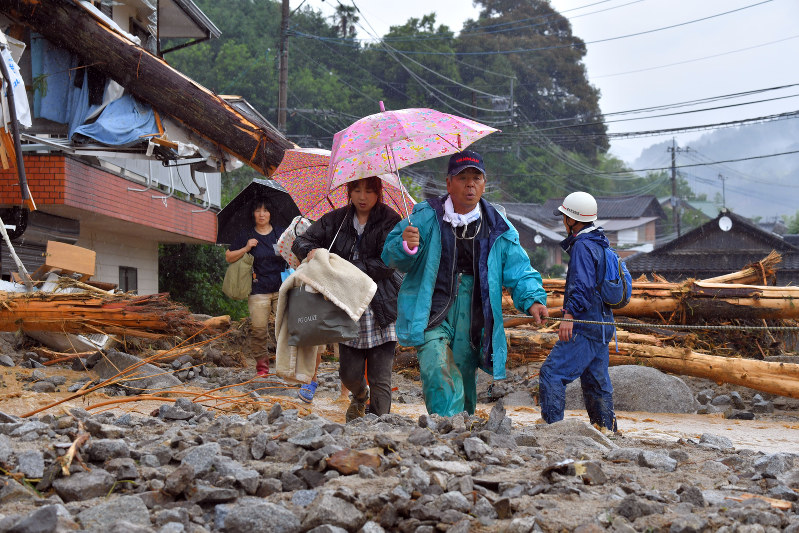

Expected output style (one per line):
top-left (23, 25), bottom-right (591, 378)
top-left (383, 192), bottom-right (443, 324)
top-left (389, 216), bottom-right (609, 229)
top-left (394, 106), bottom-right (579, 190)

top-left (277, 0), bottom-right (290, 132)
top-left (718, 174), bottom-right (728, 209)
top-left (667, 138), bottom-right (690, 236)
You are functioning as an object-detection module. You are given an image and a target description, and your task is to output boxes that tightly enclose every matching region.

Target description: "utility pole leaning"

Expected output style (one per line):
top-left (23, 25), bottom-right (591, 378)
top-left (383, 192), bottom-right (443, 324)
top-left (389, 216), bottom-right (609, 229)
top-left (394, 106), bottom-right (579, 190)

top-left (277, 0), bottom-right (289, 132)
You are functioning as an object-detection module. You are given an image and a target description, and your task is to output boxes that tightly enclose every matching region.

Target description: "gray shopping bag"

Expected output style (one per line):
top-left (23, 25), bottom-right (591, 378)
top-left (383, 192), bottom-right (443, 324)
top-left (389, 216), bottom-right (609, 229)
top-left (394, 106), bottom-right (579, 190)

top-left (286, 285), bottom-right (359, 346)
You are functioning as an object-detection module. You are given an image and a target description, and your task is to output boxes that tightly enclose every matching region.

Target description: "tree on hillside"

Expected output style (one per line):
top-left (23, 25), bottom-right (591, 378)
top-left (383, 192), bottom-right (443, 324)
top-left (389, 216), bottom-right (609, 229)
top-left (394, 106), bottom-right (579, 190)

top-left (458, 0), bottom-right (607, 158)
top-left (333, 5), bottom-right (359, 38)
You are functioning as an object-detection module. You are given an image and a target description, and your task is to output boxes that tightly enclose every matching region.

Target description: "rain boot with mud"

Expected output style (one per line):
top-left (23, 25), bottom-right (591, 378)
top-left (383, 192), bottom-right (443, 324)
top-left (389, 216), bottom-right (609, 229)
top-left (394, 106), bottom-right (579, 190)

top-left (346, 387), bottom-right (369, 422)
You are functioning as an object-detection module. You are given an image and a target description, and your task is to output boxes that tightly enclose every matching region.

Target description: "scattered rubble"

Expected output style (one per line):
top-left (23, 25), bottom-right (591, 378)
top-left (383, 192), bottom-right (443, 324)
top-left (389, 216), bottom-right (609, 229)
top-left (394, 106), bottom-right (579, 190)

top-left (1, 335), bottom-right (798, 532)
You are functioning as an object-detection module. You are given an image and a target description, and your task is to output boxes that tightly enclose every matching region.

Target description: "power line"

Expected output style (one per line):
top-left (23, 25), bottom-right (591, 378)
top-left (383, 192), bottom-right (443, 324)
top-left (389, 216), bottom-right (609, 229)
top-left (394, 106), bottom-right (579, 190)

top-left (292, 0), bottom-right (774, 56)
top-left (591, 33), bottom-right (799, 79)
top-left (526, 110), bottom-right (799, 141)
top-left (535, 92), bottom-right (799, 132)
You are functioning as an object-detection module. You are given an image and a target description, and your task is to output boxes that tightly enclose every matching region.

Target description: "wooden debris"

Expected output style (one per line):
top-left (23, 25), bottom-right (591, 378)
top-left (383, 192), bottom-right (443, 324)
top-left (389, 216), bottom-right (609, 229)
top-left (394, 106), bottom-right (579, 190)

top-left (701, 250), bottom-right (781, 285)
top-left (724, 493), bottom-right (793, 511)
top-left (505, 252), bottom-right (799, 324)
top-left (0, 290), bottom-right (226, 338)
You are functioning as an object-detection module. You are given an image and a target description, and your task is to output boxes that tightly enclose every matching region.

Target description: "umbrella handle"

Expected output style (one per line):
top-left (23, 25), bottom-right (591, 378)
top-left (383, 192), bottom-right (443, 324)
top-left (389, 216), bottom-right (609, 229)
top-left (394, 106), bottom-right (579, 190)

top-left (402, 241), bottom-right (418, 255)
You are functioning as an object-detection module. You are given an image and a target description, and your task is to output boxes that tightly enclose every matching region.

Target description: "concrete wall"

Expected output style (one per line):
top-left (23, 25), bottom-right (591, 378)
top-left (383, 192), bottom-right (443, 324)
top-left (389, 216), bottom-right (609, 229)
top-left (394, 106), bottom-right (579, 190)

top-left (77, 226), bottom-right (159, 295)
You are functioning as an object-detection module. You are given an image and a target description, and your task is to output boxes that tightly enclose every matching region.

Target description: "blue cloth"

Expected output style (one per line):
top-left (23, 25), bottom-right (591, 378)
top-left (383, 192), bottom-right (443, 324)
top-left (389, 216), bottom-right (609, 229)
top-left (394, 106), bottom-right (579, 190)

top-left (539, 332), bottom-right (617, 431)
top-left (34, 41), bottom-right (97, 138)
top-left (34, 37), bottom-right (74, 124)
top-left (72, 94), bottom-right (158, 146)
top-left (560, 226), bottom-right (616, 343)
top-left (382, 197), bottom-right (547, 381)
top-left (230, 227), bottom-right (287, 294)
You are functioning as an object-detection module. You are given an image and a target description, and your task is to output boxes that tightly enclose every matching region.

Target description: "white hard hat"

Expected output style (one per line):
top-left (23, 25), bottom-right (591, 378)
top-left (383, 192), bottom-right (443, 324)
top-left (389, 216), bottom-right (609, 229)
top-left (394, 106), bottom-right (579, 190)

top-left (554, 191), bottom-right (597, 222)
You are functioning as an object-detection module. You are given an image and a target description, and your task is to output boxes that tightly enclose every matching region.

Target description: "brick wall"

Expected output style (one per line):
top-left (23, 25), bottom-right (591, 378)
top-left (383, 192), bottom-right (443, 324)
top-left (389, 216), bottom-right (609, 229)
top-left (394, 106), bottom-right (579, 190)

top-left (0, 155), bottom-right (66, 205)
top-left (0, 154), bottom-right (216, 242)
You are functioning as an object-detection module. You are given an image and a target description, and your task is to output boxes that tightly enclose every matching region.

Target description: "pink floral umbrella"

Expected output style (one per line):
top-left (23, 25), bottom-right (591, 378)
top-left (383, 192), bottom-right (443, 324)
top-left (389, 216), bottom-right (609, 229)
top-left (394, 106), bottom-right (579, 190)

top-left (327, 105), bottom-right (499, 212)
top-left (271, 147), bottom-right (415, 220)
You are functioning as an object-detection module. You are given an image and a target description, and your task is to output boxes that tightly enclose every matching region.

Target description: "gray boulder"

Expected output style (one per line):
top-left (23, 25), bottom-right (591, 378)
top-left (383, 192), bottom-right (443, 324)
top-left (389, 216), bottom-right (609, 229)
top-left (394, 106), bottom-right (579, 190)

top-left (565, 365), bottom-right (697, 413)
top-left (77, 495), bottom-right (152, 530)
top-left (93, 351), bottom-right (180, 393)
top-left (52, 469), bottom-right (115, 502)
top-left (216, 502), bottom-right (301, 533)
top-left (302, 493), bottom-right (366, 531)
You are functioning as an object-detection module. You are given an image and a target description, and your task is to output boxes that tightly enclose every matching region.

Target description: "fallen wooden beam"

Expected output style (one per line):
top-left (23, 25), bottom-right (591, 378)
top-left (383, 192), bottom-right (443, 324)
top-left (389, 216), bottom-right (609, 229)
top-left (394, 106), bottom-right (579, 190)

top-left (504, 280), bottom-right (799, 323)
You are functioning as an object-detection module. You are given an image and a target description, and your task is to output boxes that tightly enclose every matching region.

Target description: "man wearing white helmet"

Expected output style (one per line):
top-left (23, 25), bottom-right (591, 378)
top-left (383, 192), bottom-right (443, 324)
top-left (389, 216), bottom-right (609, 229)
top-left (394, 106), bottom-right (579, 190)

top-left (539, 191), bottom-right (617, 431)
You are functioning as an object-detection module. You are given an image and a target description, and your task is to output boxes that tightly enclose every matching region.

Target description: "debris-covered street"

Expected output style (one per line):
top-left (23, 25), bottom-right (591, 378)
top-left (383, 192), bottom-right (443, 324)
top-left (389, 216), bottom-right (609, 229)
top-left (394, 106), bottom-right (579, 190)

top-left (1, 326), bottom-right (798, 533)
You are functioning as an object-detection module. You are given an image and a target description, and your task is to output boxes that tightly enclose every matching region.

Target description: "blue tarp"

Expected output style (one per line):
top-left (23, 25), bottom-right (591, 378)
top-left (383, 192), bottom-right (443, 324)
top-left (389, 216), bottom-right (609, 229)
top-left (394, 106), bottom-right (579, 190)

top-left (72, 94), bottom-right (157, 146)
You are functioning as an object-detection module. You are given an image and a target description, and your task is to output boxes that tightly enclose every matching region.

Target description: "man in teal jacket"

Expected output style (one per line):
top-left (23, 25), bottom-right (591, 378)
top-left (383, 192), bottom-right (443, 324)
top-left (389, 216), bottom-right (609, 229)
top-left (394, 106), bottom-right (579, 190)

top-left (382, 150), bottom-right (548, 416)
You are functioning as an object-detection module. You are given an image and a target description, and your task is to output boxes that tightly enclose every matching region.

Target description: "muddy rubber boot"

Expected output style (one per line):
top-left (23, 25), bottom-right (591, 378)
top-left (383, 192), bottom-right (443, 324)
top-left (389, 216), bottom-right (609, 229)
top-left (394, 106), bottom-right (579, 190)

top-left (255, 358), bottom-right (270, 377)
top-left (345, 387), bottom-right (369, 422)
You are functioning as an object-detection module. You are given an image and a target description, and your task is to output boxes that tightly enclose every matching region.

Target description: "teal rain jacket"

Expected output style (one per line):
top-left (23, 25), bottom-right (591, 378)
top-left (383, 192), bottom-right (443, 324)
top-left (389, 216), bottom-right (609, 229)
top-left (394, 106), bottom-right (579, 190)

top-left (382, 197), bottom-right (547, 380)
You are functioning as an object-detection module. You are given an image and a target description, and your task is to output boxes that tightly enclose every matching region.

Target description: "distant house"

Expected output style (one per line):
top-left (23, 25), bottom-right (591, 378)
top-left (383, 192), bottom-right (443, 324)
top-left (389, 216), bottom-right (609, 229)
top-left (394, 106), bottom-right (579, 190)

top-left (626, 210), bottom-right (799, 286)
top-left (0, 0), bottom-right (290, 294)
top-left (501, 203), bottom-right (565, 272)
top-left (540, 195), bottom-right (667, 258)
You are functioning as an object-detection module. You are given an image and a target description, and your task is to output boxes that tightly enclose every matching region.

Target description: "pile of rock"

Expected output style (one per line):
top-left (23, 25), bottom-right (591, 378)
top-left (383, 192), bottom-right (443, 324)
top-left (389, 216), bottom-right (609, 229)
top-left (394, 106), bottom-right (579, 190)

top-left (1, 397), bottom-right (798, 533)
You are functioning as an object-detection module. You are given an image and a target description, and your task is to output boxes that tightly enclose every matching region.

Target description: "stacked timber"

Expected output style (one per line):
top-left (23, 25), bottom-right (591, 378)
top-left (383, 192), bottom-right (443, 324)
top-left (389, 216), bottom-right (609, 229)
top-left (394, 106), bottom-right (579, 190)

top-left (504, 251), bottom-right (799, 399)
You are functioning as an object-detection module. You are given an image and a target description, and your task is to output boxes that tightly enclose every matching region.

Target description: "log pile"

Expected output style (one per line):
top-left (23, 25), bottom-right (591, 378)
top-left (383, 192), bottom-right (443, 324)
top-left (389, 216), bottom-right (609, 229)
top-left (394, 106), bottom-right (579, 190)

top-left (0, 287), bottom-right (229, 339)
top-left (504, 251), bottom-right (799, 399)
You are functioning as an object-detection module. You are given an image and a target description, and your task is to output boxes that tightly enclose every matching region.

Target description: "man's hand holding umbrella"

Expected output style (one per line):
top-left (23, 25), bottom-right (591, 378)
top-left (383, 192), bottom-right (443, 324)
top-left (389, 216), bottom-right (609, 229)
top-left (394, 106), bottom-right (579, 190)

top-left (401, 225), bottom-right (420, 251)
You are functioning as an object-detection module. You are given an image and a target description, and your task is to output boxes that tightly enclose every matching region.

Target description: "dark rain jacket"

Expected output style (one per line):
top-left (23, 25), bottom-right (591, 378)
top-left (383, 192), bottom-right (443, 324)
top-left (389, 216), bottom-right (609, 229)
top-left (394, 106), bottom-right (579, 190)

top-left (292, 203), bottom-right (402, 329)
top-left (560, 225), bottom-right (616, 343)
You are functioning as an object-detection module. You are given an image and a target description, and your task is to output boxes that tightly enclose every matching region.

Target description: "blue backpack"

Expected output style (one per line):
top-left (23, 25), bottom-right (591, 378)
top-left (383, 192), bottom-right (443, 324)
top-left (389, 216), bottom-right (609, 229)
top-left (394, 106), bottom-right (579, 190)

top-left (598, 247), bottom-right (632, 309)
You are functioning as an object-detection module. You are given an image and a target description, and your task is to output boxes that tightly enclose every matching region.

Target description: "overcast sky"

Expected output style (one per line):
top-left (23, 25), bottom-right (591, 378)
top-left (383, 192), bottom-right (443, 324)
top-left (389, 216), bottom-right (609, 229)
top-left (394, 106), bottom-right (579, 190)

top-left (300, 0), bottom-right (799, 164)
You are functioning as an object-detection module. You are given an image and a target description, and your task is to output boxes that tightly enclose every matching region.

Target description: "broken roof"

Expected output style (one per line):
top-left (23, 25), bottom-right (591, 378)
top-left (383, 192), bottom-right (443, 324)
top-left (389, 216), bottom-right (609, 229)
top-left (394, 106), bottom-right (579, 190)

top-left (3, 0), bottom-right (292, 175)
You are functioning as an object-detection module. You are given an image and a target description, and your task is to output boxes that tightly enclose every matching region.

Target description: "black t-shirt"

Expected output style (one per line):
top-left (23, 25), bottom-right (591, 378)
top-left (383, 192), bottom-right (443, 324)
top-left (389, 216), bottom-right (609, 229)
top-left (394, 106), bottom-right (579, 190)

top-left (455, 219), bottom-right (481, 274)
top-left (230, 227), bottom-right (287, 294)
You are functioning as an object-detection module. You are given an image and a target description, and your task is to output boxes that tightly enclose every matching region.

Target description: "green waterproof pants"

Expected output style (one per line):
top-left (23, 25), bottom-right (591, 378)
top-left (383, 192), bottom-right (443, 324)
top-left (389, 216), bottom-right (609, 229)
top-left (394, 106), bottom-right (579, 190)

top-left (417, 274), bottom-right (480, 417)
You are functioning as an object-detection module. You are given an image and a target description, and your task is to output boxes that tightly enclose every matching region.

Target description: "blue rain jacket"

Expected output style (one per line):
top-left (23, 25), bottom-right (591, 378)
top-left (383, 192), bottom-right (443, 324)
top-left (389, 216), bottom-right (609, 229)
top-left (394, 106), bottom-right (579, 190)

top-left (560, 226), bottom-right (616, 343)
top-left (382, 196), bottom-right (547, 380)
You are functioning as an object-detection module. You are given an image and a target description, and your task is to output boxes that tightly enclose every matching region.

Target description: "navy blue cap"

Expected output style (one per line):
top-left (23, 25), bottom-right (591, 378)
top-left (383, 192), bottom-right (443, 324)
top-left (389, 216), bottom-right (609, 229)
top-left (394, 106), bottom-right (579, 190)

top-left (447, 150), bottom-right (485, 176)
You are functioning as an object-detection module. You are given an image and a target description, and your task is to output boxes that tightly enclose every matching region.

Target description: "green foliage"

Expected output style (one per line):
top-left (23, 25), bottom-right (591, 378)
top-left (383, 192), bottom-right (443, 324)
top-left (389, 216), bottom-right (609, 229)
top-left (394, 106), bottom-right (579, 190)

top-left (546, 263), bottom-right (566, 278)
top-left (785, 211), bottom-right (799, 234)
top-left (158, 243), bottom-right (248, 319)
top-left (156, 0), bottom-right (709, 305)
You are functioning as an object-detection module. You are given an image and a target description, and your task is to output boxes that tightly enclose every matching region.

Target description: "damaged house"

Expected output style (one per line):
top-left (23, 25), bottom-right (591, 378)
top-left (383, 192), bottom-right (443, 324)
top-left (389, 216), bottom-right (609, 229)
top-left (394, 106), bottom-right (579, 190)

top-left (0, 0), bottom-right (291, 294)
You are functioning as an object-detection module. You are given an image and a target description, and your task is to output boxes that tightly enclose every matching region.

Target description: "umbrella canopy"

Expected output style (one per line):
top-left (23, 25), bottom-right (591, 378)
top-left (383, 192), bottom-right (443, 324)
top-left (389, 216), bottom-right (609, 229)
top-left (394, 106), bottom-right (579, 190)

top-left (271, 147), bottom-right (415, 220)
top-left (327, 107), bottom-right (498, 190)
top-left (215, 179), bottom-right (300, 245)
